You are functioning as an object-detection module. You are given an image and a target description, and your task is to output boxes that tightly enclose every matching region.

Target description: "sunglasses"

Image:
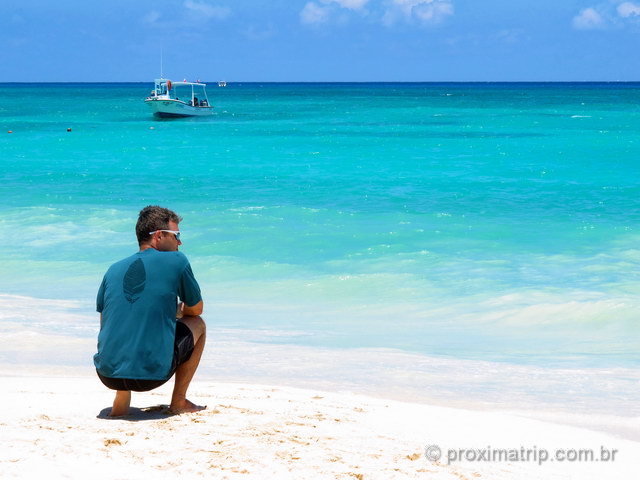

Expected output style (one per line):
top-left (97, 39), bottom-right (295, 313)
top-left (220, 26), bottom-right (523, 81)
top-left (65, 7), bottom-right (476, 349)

top-left (149, 229), bottom-right (181, 240)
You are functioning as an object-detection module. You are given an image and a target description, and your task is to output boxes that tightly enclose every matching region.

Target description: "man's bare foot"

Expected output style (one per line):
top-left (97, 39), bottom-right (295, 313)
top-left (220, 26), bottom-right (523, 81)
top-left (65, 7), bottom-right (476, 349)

top-left (169, 398), bottom-right (206, 414)
top-left (110, 390), bottom-right (132, 417)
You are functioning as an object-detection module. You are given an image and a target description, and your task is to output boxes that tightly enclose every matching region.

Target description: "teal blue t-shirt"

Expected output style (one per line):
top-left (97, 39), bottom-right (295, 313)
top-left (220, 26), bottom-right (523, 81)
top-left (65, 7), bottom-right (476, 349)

top-left (94, 248), bottom-right (202, 380)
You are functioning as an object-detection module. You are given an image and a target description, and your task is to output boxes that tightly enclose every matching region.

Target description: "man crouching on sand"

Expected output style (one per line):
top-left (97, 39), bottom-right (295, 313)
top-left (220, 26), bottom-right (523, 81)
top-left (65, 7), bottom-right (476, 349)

top-left (94, 205), bottom-right (206, 416)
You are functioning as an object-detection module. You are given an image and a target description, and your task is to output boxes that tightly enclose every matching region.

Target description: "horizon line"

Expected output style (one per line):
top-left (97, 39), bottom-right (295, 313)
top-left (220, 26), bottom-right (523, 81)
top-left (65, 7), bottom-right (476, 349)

top-left (1, 80), bottom-right (639, 85)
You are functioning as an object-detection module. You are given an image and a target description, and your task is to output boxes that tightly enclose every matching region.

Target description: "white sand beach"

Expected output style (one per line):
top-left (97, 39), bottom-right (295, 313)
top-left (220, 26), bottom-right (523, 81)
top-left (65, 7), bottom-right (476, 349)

top-left (1, 370), bottom-right (638, 480)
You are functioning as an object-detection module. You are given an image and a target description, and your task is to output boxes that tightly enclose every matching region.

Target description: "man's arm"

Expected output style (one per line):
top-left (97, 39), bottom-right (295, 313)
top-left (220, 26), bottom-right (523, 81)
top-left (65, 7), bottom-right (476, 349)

top-left (182, 300), bottom-right (203, 317)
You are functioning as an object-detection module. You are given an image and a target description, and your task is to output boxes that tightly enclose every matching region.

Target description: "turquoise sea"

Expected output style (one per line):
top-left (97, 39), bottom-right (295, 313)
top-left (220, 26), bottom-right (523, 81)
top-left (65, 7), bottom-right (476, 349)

top-left (1, 83), bottom-right (639, 425)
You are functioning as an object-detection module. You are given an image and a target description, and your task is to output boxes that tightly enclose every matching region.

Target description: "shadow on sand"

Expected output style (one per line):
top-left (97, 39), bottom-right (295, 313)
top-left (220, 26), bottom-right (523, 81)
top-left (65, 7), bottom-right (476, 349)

top-left (96, 404), bottom-right (178, 422)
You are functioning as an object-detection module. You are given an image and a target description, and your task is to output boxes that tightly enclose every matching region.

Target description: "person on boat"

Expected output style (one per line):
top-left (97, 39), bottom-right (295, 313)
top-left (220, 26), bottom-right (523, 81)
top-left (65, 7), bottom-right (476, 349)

top-left (193, 96), bottom-right (199, 107)
top-left (94, 205), bottom-right (206, 416)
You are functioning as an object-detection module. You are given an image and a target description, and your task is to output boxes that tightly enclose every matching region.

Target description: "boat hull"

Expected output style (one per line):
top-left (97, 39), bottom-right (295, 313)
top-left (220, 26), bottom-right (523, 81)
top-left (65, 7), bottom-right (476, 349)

top-left (145, 98), bottom-right (214, 117)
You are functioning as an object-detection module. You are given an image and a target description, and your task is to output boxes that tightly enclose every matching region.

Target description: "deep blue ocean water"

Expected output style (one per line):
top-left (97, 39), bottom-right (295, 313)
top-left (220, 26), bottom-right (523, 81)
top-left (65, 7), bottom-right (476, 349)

top-left (1, 83), bottom-right (639, 377)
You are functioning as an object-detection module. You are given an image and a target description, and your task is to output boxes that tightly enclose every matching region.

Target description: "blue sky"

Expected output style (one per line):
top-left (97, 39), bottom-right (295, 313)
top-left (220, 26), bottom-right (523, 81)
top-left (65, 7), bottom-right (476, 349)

top-left (2, 0), bottom-right (640, 82)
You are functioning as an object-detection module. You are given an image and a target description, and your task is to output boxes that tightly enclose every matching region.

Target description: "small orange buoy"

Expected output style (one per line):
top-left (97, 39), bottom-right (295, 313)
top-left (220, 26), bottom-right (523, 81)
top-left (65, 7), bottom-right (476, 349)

top-left (67, 128), bottom-right (72, 132)
top-left (7, 130), bottom-right (12, 134)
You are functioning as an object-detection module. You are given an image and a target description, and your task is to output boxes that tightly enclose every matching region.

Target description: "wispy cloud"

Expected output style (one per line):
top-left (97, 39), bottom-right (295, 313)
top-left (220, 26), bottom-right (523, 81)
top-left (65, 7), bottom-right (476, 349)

top-left (493, 28), bottom-right (527, 45)
top-left (382, 0), bottom-right (454, 26)
top-left (142, 10), bottom-right (162, 25)
top-left (572, 7), bottom-right (605, 30)
top-left (300, 2), bottom-right (333, 24)
top-left (300, 0), bottom-right (371, 25)
top-left (300, 0), bottom-right (453, 27)
top-left (142, 2), bottom-right (230, 30)
top-left (572, 1), bottom-right (640, 30)
top-left (184, 1), bottom-right (231, 21)
top-left (330, 0), bottom-right (371, 9)
top-left (242, 23), bottom-right (278, 41)
top-left (617, 1), bottom-right (640, 18)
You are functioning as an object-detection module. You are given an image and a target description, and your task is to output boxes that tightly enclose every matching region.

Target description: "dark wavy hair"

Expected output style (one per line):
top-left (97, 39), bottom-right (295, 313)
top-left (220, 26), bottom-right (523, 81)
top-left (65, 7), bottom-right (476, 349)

top-left (136, 205), bottom-right (182, 245)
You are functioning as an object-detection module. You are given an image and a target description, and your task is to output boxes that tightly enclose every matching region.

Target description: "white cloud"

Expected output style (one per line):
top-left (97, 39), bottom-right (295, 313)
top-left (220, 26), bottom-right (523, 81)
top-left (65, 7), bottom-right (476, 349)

top-left (300, 0), bottom-right (453, 27)
top-left (572, 2), bottom-right (640, 30)
top-left (413, 1), bottom-right (454, 23)
top-left (572, 7), bottom-right (605, 30)
top-left (183, 1), bottom-right (231, 21)
top-left (617, 2), bottom-right (640, 18)
top-left (383, 0), bottom-right (454, 26)
top-left (300, 0), bottom-right (370, 25)
top-left (300, 2), bottom-right (332, 24)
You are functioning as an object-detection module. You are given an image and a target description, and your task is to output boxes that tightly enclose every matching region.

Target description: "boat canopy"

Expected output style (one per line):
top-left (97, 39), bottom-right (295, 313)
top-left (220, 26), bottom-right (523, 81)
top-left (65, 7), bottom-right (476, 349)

top-left (148, 78), bottom-right (211, 109)
top-left (171, 81), bottom-right (206, 87)
top-left (152, 78), bottom-right (207, 91)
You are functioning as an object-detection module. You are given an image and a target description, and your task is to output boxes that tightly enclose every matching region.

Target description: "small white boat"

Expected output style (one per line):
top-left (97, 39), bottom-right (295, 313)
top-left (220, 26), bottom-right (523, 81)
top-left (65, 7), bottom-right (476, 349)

top-left (145, 78), bottom-right (214, 118)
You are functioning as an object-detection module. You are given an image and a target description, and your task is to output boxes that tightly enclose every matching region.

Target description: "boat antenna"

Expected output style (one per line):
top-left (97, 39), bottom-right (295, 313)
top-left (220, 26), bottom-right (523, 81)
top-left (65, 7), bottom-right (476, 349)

top-left (160, 45), bottom-right (164, 78)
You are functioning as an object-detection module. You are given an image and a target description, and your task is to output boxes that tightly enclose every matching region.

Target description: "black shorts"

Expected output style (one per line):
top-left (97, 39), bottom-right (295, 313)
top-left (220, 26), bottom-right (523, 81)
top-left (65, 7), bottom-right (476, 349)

top-left (97, 321), bottom-right (195, 392)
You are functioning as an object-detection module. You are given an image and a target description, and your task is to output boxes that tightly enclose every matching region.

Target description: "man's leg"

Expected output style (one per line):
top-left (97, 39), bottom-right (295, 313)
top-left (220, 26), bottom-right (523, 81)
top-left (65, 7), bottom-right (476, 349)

top-left (170, 315), bottom-right (206, 413)
top-left (110, 390), bottom-right (131, 417)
